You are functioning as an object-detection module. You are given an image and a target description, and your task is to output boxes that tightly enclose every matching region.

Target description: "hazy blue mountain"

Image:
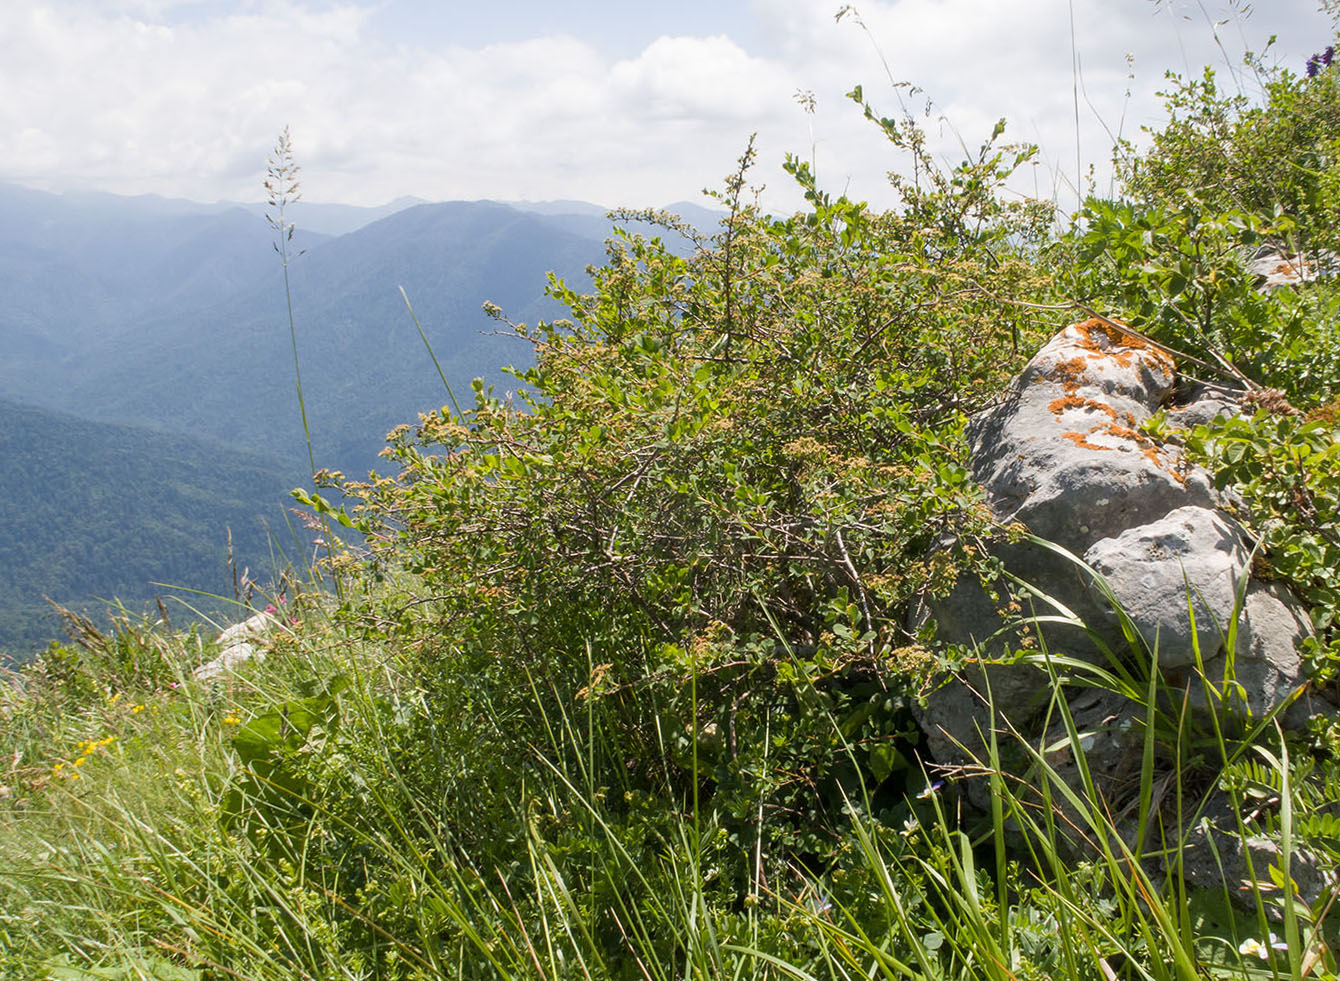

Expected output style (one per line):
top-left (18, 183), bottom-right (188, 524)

top-left (497, 199), bottom-right (611, 217)
top-left (0, 186), bottom-right (619, 473)
top-left (0, 398), bottom-right (300, 659)
top-left (508, 198), bottom-right (724, 256)
top-left (0, 184), bottom-right (723, 652)
top-left (661, 200), bottom-right (727, 230)
top-left (42, 200), bottom-right (607, 475)
top-left (504, 197), bottom-right (723, 230)
top-left (0, 182), bottom-right (331, 400)
top-left (234, 195), bottom-right (429, 236)
top-left (0, 180), bottom-right (419, 236)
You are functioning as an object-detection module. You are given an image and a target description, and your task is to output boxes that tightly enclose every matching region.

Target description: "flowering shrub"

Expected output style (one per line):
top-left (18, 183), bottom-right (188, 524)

top-left (333, 126), bottom-right (1057, 872)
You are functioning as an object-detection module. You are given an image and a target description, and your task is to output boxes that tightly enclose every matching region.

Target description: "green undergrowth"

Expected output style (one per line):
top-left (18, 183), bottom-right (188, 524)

top-left (3, 574), bottom-right (1340, 979)
top-left (4, 15), bottom-right (1340, 981)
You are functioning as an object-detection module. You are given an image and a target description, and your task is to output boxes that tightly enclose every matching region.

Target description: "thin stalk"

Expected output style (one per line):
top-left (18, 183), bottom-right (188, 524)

top-left (399, 286), bottom-right (466, 421)
top-left (265, 127), bottom-right (317, 481)
top-left (265, 127), bottom-right (343, 601)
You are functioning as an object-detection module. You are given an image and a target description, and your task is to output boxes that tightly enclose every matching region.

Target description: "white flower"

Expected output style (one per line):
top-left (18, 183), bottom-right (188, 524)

top-left (1239, 933), bottom-right (1288, 959)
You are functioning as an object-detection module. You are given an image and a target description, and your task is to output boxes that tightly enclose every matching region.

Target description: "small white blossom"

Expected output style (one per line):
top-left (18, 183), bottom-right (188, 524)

top-left (1239, 933), bottom-right (1288, 959)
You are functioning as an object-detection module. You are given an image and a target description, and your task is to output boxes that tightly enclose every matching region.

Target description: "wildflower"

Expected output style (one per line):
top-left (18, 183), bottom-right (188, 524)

top-left (264, 604), bottom-right (277, 615)
top-left (1308, 56), bottom-right (1321, 78)
top-left (916, 778), bottom-right (946, 799)
top-left (1239, 934), bottom-right (1288, 959)
top-left (131, 704), bottom-right (146, 714)
top-left (223, 714), bottom-right (241, 725)
top-left (1324, 46), bottom-right (1335, 67)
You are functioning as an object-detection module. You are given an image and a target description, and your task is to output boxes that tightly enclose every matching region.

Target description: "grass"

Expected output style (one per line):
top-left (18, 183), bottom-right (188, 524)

top-left (1, 561), bottom-right (1335, 980)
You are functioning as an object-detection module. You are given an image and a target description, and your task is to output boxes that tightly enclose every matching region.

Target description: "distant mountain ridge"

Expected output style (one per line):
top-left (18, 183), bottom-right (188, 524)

top-left (0, 182), bottom-right (723, 655)
top-left (38, 199), bottom-right (604, 475)
top-left (0, 182), bottom-right (722, 474)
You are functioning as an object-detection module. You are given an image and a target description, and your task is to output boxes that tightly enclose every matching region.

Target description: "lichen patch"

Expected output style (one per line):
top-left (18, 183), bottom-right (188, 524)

top-left (1047, 357), bottom-right (1090, 393)
top-left (1062, 431), bottom-right (1112, 452)
top-left (1048, 394), bottom-right (1118, 420)
top-left (1073, 317), bottom-right (1176, 375)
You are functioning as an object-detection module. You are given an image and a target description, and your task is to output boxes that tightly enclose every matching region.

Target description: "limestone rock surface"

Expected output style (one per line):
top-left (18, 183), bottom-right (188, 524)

top-left (195, 610), bottom-right (275, 681)
top-left (1084, 505), bottom-right (1250, 668)
top-left (914, 320), bottom-right (1323, 809)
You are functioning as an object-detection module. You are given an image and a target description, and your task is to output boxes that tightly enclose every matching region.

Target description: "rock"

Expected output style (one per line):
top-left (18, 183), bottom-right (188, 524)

top-left (914, 319), bottom-right (1326, 815)
top-left (920, 321), bottom-right (1222, 704)
top-left (1164, 381), bottom-right (1243, 429)
top-left (194, 610), bottom-right (275, 681)
top-left (1179, 796), bottom-right (1339, 913)
top-left (967, 319), bottom-right (1213, 558)
top-left (1084, 506), bottom-right (1250, 668)
top-left (1250, 248), bottom-right (1336, 288)
top-left (1202, 581), bottom-right (1326, 729)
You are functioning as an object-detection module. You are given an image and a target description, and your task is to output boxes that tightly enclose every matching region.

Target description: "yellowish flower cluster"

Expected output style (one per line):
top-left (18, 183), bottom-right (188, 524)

top-left (51, 735), bottom-right (117, 780)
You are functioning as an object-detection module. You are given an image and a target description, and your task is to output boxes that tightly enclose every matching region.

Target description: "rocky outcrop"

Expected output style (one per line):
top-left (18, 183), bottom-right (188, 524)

top-left (1250, 247), bottom-right (1337, 288)
top-left (915, 319), bottom-right (1328, 808)
top-left (194, 610), bottom-right (275, 681)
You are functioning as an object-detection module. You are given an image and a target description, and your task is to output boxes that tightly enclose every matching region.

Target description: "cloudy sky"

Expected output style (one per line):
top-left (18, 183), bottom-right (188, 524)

top-left (2, 0), bottom-right (1334, 214)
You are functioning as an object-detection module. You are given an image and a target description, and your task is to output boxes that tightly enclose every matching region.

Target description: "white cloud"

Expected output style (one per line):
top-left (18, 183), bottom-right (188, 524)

top-left (747, 0), bottom-right (1335, 212)
top-left (0, 0), bottom-right (1333, 211)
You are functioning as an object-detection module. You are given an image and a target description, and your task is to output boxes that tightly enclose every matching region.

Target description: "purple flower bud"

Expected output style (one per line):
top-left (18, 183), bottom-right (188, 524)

top-left (1308, 56), bottom-right (1320, 78)
top-left (1324, 46), bottom-right (1335, 67)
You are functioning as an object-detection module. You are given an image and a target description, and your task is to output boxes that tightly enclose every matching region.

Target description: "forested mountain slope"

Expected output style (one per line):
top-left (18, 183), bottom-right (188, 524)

top-left (0, 398), bottom-right (297, 658)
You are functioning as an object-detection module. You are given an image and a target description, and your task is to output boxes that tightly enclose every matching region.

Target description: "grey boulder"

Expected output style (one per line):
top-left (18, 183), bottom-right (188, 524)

top-left (915, 319), bottom-right (1323, 805)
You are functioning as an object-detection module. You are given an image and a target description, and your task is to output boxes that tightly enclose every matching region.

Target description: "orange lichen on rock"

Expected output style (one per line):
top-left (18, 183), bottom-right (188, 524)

top-left (1104, 423), bottom-right (1152, 445)
top-left (1048, 395), bottom-right (1118, 420)
top-left (1074, 317), bottom-right (1134, 346)
top-left (1073, 317), bottom-right (1176, 375)
top-left (1144, 445), bottom-right (1174, 471)
top-left (1062, 430), bottom-right (1112, 452)
top-left (1059, 417), bottom-right (1191, 484)
top-left (1047, 357), bottom-right (1090, 393)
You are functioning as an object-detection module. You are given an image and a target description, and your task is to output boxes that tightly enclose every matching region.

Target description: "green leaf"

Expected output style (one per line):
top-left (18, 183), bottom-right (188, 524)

top-left (868, 743), bottom-right (908, 783)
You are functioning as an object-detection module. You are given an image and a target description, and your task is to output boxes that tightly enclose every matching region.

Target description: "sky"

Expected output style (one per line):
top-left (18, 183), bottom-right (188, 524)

top-left (1, 0), bottom-right (1335, 215)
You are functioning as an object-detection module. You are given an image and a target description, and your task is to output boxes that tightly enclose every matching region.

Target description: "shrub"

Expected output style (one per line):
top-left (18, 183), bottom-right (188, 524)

top-left (332, 119), bottom-right (1057, 880)
top-left (1121, 37), bottom-right (1340, 253)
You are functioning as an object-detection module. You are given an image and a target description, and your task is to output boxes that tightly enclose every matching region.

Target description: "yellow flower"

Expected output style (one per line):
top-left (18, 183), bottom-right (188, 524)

top-left (223, 715), bottom-right (241, 726)
top-left (131, 704), bottom-right (146, 714)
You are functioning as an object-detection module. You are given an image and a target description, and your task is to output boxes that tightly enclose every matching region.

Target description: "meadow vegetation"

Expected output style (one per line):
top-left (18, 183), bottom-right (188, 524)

top-left (3, 19), bottom-right (1340, 980)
